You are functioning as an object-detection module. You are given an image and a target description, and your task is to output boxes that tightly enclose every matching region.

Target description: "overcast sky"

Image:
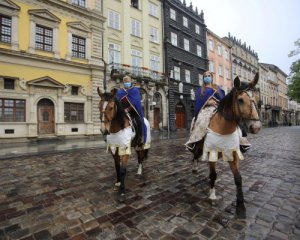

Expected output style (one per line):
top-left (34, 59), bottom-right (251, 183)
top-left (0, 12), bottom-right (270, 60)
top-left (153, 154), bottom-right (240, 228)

top-left (192, 0), bottom-right (300, 75)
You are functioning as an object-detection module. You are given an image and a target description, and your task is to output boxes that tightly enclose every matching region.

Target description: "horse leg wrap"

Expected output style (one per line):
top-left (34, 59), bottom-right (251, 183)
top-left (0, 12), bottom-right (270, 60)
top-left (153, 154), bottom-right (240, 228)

top-left (234, 173), bottom-right (244, 203)
top-left (119, 167), bottom-right (127, 194)
top-left (115, 162), bottom-right (121, 183)
top-left (209, 171), bottom-right (217, 188)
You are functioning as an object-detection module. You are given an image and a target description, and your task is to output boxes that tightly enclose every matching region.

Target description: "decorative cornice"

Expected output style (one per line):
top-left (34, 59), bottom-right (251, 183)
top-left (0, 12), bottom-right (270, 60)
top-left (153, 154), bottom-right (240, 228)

top-left (67, 21), bottom-right (90, 32)
top-left (27, 76), bottom-right (65, 88)
top-left (0, 0), bottom-right (20, 10)
top-left (28, 9), bottom-right (61, 23)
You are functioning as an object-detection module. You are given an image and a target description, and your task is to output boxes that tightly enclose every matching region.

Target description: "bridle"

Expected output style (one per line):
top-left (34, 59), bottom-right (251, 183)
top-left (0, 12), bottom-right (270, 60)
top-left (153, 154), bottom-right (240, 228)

top-left (99, 97), bottom-right (118, 135)
top-left (234, 88), bottom-right (260, 122)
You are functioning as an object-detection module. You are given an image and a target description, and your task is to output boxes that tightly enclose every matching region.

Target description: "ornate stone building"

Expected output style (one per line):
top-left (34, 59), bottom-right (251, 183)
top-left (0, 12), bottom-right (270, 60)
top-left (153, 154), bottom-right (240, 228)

top-left (163, 0), bottom-right (208, 131)
top-left (102, 0), bottom-right (168, 130)
top-left (207, 29), bottom-right (232, 94)
top-left (0, 0), bottom-right (105, 142)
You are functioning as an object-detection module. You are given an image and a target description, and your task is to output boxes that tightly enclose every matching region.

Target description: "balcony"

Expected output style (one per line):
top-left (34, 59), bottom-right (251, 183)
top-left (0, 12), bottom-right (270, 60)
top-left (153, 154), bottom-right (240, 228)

top-left (109, 63), bottom-right (167, 84)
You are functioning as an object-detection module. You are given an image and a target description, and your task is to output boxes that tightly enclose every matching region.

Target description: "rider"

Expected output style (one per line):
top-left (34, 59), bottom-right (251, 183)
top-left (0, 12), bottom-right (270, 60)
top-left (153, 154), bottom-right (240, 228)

top-left (116, 75), bottom-right (146, 146)
top-left (186, 71), bottom-right (224, 150)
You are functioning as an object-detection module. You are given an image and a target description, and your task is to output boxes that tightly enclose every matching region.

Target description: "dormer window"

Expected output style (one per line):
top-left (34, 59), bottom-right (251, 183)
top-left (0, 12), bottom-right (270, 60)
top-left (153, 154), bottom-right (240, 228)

top-left (131, 0), bottom-right (139, 9)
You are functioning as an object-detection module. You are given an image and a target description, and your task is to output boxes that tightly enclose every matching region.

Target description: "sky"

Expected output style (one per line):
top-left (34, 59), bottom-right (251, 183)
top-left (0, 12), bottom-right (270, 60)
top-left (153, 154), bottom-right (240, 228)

top-left (191, 0), bottom-right (300, 75)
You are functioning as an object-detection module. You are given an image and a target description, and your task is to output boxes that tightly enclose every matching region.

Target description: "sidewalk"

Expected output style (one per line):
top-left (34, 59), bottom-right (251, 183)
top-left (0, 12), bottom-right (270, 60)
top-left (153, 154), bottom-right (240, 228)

top-left (0, 130), bottom-right (190, 160)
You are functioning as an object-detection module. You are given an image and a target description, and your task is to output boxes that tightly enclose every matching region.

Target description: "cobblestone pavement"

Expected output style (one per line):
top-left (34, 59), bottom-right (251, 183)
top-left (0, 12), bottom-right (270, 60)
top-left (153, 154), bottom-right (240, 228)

top-left (0, 127), bottom-right (299, 240)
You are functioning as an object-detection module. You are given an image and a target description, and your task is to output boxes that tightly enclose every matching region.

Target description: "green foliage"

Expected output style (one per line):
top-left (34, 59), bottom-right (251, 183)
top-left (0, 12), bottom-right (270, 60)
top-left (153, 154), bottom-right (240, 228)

top-left (288, 39), bottom-right (300, 102)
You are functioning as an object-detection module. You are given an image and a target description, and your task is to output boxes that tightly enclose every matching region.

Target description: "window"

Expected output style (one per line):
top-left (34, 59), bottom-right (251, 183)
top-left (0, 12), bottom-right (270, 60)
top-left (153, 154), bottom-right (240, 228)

top-left (209, 40), bottom-right (214, 51)
top-left (209, 61), bottom-right (214, 72)
top-left (174, 66), bottom-right (180, 80)
top-left (233, 65), bottom-right (236, 75)
top-left (225, 68), bottom-right (229, 79)
top-left (185, 70), bottom-right (190, 83)
top-left (198, 74), bottom-right (203, 85)
top-left (217, 45), bottom-right (222, 56)
top-left (71, 86), bottom-right (79, 95)
top-left (0, 15), bottom-right (11, 43)
top-left (131, 19), bottom-right (141, 37)
top-left (108, 43), bottom-right (121, 64)
top-left (132, 49), bottom-right (142, 74)
top-left (225, 50), bottom-right (229, 59)
top-left (195, 24), bottom-right (200, 34)
top-left (150, 55), bottom-right (159, 71)
top-left (72, 0), bottom-right (86, 7)
top-left (0, 99), bottom-right (25, 122)
top-left (35, 25), bottom-right (53, 51)
top-left (131, 0), bottom-right (139, 9)
top-left (184, 39), bottom-right (189, 51)
top-left (183, 16), bottom-right (188, 27)
top-left (170, 9), bottom-right (176, 20)
top-left (197, 45), bottom-right (202, 57)
top-left (149, 2), bottom-right (158, 17)
top-left (64, 102), bottom-right (84, 122)
top-left (72, 35), bottom-right (86, 59)
top-left (108, 10), bottom-right (120, 30)
top-left (4, 79), bottom-right (15, 90)
top-left (171, 32), bottom-right (177, 46)
top-left (218, 65), bottom-right (223, 76)
top-left (150, 27), bottom-right (158, 43)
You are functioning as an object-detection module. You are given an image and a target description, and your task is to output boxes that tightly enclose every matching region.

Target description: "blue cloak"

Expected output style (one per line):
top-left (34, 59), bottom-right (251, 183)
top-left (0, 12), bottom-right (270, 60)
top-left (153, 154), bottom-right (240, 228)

top-left (116, 87), bottom-right (147, 143)
top-left (194, 86), bottom-right (225, 117)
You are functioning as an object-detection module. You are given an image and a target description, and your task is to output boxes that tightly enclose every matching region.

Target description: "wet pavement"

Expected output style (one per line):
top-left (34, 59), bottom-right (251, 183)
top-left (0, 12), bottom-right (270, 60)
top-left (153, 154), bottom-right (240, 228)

top-left (0, 126), bottom-right (299, 240)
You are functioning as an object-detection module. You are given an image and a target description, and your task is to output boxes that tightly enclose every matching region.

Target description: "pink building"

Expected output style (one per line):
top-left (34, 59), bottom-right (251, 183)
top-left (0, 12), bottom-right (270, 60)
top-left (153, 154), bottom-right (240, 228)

top-left (207, 29), bottom-right (232, 94)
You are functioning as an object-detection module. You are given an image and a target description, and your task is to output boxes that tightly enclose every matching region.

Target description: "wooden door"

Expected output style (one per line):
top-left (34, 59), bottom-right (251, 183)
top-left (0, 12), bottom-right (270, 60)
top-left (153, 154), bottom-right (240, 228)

top-left (176, 103), bottom-right (185, 129)
top-left (154, 108), bottom-right (160, 130)
top-left (38, 99), bottom-right (54, 134)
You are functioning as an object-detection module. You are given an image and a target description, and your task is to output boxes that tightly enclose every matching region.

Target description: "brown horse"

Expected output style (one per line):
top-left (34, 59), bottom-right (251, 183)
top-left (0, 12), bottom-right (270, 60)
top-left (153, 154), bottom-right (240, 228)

top-left (191, 74), bottom-right (261, 212)
top-left (97, 88), bottom-right (150, 202)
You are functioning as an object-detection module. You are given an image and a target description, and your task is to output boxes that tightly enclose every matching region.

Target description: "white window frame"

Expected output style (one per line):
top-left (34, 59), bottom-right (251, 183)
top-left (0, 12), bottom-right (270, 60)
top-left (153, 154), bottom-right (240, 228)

top-left (171, 32), bottom-right (177, 46)
top-left (150, 55), bottom-right (159, 72)
top-left (108, 43), bottom-right (121, 65)
top-left (209, 39), bottom-right (214, 51)
top-left (72, 0), bottom-right (87, 8)
top-left (149, 2), bottom-right (158, 17)
top-left (131, 19), bottom-right (141, 37)
top-left (131, 49), bottom-right (142, 67)
top-left (184, 38), bottom-right (189, 51)
top-left (108, 9), bottom-right (120, 30)
top-left (183, 16), bottom-right (188, 27)
top-left (217, 45), bottom-right (222, 56)
top-left (174, 66), bottom-right (180, 80)
top-left (225, 50), bottom-right (229, 60)
top-left (225, 68), bottom-right (229, 79)
top-left (209, 61), bottom-right (214, 72)
top-left (185, 69), bottom-right (191, 83)
top-left (197, 45), bottom-right (202, 57)
top-left (218, 65), bottom-right (223, 76)
top-left (170, 8), bottom-right (176, 20)
top-left (150, 26), bottom-right (158, 43)
top-left (198, 74), bottom-right (203, 86)
top-left (195, 24), bottom-right (200, 34)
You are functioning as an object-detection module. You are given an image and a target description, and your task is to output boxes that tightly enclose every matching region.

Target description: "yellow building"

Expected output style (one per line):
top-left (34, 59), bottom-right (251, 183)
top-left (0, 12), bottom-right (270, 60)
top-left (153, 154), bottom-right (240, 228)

top-left (103, 0), bottom-right (168, 130)
top-left (0, 0), bottom-right (105, 142)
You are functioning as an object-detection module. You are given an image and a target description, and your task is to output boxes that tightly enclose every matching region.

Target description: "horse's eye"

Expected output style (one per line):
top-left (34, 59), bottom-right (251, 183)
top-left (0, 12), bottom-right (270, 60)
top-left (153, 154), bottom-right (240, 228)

top-left (109, 107), bottom-right (114, 111)
top-left (238, 98), bottom-right (244, 104)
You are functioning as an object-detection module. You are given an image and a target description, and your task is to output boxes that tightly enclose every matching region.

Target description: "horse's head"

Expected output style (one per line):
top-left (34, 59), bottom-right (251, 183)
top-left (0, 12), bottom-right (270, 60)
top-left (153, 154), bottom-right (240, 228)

top-left (97, 87), bottom-right (118, 135)
top-left (233, 73), bottom-right (261, 134)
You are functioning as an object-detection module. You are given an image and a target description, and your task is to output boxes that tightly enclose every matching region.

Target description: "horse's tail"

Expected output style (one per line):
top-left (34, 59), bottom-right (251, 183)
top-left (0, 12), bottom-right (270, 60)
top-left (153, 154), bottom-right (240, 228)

top-left (144, 149), bottom-right (149, 159)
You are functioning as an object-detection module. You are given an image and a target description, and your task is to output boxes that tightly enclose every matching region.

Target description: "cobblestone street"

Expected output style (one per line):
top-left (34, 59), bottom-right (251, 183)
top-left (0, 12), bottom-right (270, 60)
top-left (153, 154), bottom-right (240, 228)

top-left (0, 127), bottom-right (299, 240)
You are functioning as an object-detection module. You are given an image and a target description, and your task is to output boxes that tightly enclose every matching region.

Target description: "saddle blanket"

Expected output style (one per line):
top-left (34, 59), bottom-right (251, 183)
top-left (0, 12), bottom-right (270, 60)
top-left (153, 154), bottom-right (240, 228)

top-left (202, 128), bottom-right (244, 162)
top-left (106, 117), bottom-right (151, 156)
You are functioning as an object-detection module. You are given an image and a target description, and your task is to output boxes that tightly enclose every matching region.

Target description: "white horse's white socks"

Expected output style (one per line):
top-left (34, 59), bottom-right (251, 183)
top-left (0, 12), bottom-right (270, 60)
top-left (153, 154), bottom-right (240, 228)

top-left (209, 188), bottom-right (217, 200)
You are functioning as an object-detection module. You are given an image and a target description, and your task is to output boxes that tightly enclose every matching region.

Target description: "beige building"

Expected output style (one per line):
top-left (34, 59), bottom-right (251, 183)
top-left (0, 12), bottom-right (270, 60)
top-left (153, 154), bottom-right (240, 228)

top-left (0, 0), bottom-right (105, 142)
top-left (258, 63), bottom-right (270, 125)
top-left (102, 0), bottom-right (168, 130)
top-left (223, 34), bottom-right (259, 84)
top-left (207, 29), bottom-right (232, 93)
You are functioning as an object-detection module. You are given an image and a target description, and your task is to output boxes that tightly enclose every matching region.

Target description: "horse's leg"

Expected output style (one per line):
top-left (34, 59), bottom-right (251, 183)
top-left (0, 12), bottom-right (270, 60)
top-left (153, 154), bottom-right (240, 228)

top-left (228, 154), bottom-right (244, 204)
top-left (113, 152), bottom-right (121, 188)
top-left (136, 150), bottom-right (143, 175)
top-left (192, 140), bottom-right (204, 174)
top-left (119, 154), bottom-right (129, 198)
top-left (208, 161), bottom-right (217, 200)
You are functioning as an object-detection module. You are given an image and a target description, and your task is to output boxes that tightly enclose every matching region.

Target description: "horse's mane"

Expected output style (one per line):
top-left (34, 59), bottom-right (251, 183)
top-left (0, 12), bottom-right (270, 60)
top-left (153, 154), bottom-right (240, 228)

top-left (217, 82), bottom-right (249, 121)
top-left (114, 97), bottom-right (126, 129)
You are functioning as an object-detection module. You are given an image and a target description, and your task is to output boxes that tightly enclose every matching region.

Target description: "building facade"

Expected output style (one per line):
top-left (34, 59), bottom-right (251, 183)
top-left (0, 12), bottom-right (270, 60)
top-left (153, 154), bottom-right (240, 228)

top-left (258, 63), bottom-right (271, 126)
top-left (223, 34), bottom-right (259, 84)
top-left (163, 0), bottom-right (208, 131)
top-left (207, 29), bottom-right (232, 94)
top-left (0, 0), bottom-right (105, 142)
top-left (103, 0), bottom-right (168, 130)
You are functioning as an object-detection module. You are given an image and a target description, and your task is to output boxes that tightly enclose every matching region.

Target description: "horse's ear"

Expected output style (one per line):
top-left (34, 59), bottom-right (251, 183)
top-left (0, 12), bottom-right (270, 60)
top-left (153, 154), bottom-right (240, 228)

top-left (249, 72), bottom-right (259, 88)
top-left (234, 76), bottom-right (241, 89)
top-left (97, 87), bottom-right (103, 98)
top-left (110, 88), bottom-right (118, 99)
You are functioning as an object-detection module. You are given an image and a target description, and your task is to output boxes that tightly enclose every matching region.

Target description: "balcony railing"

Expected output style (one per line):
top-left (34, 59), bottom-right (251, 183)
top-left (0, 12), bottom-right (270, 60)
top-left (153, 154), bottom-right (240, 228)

top-left (109, 63), bottom-right (167, 83)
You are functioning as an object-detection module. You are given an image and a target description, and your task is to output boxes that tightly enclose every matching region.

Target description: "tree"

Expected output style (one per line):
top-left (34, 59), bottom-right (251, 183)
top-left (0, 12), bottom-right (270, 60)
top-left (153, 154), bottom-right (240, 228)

top-left (288, 39), bottom-right (300, 102)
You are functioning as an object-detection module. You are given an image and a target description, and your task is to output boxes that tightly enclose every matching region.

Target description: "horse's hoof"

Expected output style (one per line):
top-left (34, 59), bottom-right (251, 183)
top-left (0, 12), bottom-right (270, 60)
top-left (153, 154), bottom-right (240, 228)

top-left (119, 193), bottom-right (126, 203)
top-left (236, 202), bottom-right (246, 219)
top-left (113, 182), bottom-right (120, 191)
top-left (209, 188), bottom-right (217, 200)
top-left (192, 169), bottom-right (198, 174)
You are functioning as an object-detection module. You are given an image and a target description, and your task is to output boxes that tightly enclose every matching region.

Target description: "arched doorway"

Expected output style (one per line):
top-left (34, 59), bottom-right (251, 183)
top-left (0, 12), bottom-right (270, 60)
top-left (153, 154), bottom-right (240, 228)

top-left (37, 98), bottom-right (55, 134)
top-left (153, 92), bottom-right (162, 130)
top-left (175, 102), bottom-right (185, 129)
